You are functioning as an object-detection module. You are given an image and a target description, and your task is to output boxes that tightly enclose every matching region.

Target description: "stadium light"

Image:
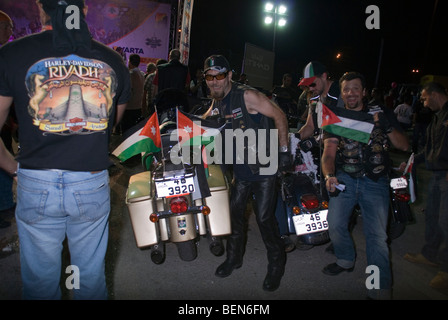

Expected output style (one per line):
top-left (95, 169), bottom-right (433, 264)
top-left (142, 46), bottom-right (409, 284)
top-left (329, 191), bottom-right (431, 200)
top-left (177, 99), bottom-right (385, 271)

top-left (263, 2), bottom-right (287, 52)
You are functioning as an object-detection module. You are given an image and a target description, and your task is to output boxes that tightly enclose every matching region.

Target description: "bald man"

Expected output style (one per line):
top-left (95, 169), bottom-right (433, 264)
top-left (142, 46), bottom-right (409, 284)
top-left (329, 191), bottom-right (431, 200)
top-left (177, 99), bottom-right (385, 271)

top-left (0, 11), bottom-right (13, 45)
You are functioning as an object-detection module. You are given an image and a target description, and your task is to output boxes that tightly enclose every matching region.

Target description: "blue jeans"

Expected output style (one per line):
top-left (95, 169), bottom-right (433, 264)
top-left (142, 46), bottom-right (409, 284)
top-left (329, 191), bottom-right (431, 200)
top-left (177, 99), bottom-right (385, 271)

top-left (16, 167), bottom-right (110, 300)
top-left (422, 171), bottom-right (448, 272)
top-left (328, 171), bottom-right (391, 289)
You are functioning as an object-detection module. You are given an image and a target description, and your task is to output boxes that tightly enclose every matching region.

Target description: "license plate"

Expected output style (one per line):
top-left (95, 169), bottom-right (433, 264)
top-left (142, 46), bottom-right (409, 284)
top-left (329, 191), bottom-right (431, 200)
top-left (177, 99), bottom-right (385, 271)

top-left (390, 177), bottom-right (407, 189)
top-left (293, 210), bottom-right (328, 235)
top-left (155, 177), bottom-right (195, 198)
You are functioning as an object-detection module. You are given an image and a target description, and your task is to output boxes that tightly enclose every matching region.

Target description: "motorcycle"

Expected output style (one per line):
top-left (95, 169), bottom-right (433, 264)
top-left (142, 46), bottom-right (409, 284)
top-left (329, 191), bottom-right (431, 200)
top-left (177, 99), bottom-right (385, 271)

top-left (124, 89), bottom-right (232, 264)
top-left (387, 164), bottom-right (415, 241)
top-left (275, 133), bottom-right (330, 250)
top-left (275, 133), bottom-right (414, 251)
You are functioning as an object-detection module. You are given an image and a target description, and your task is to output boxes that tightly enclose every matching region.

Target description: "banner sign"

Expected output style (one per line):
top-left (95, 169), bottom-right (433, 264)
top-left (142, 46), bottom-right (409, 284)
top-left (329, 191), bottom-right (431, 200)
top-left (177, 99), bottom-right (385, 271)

top-left (179, 0), bottom-right (194, 65)
top-left (105, 1), bottom-right (171, 70)
top-left (242, 43), bottom-right (275, 91)
top-left (0, 0), bottom-right (171, 71)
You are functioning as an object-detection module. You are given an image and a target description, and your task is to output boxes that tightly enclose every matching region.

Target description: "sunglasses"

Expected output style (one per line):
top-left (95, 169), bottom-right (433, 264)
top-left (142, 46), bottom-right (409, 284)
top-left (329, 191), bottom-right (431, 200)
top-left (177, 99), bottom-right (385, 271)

top-left (308, 82), bottom-right (317, 88)
top-left (204, 72), bottom-right (228, 81)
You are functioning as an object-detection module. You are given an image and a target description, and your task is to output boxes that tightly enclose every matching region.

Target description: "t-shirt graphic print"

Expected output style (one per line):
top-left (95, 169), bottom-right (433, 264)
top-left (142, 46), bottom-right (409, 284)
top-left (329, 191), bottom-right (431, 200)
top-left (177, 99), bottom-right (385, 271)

top-left (25, 54), bottom-right (118, 135)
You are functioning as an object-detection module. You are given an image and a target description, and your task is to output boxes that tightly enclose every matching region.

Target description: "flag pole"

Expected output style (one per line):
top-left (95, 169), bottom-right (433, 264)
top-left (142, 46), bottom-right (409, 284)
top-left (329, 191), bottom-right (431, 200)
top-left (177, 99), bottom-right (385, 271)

top-left (155, 109), bottom-right (163, 161)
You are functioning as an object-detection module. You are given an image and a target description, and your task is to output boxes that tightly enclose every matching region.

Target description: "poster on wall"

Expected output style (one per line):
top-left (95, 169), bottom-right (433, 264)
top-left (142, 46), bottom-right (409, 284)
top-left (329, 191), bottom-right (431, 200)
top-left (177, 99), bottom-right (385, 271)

top-left (101, 0), bottom-right (171, 70)
top-left (0, 0), bottom-right (171, 71)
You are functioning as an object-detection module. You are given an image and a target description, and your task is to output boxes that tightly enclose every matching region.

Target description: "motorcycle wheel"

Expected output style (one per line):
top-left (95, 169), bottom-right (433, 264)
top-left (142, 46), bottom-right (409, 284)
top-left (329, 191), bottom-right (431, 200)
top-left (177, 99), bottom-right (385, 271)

top-left (209, 237), bottom-right (225, 256)
top-left (298, 231), bottom-right (330, 246)
top-left (150, 243), bottom-right (165, 264)
top-left (388, 221), bottom-right (406, 241)
top-left (388, 199), bottom-right (409, 241)
top-left (176, 240), bottom-right (198, 261)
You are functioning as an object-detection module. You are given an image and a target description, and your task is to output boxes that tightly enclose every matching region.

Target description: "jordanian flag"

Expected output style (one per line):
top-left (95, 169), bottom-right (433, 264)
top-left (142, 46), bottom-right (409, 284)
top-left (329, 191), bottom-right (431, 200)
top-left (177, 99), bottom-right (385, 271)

top-left (318, 102), bottom-right (374, 144)
top-left (176, 109), bottom-right (224, 146)
top-left (403, 153), bottom-right (416, 203)
top-left (176, 109), bottom-right (225, 176)
top-left (112, 112), bottom-right (161, 167)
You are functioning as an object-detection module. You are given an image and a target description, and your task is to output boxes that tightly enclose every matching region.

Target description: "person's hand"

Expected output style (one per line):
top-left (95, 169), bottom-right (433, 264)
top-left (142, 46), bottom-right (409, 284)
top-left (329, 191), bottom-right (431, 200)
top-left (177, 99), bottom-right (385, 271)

top-left (278, 152), bottom-right (292, 173)
top-left (398, 161), bottom-right (407, 172)
top-left (374, 112), bottom-right (392, 133)
top-left (325, 176), bottom-right (339, 193)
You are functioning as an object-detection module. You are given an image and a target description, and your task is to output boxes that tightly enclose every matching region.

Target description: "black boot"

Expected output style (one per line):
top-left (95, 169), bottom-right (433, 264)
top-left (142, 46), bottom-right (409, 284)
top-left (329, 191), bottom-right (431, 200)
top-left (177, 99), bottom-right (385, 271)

top-left (215, 258), bottom-right (243, 278)
top-left (216, 179), bottom-right (249, 278)
top-left (263, 266), bottom-right (285, 291)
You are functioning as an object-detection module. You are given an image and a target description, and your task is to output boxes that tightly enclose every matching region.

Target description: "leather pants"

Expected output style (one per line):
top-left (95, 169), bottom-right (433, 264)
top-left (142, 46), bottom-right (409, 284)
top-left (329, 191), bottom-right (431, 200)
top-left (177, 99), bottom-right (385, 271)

top-left (226, 176), bottom-right (286, 275)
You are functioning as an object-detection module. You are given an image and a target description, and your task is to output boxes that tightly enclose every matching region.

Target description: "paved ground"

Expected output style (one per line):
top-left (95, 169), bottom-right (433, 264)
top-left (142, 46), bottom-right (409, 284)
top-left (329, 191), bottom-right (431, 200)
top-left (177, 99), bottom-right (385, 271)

top-left (1, 146), bottom-right (448, 302)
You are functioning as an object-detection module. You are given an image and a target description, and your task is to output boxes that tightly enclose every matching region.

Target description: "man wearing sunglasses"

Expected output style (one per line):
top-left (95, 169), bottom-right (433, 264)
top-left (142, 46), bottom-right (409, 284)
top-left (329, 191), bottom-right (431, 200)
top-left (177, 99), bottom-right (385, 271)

top-left (297, 61), bottom-right (344, 140)
top-left (202, 55), bottom-right (289, 292)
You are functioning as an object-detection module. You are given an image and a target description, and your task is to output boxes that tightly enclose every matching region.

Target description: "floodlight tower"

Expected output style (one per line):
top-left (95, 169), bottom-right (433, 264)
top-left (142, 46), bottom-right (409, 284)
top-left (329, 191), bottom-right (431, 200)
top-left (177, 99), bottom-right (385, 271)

top-left (264, 2), bottom-right (287, 52)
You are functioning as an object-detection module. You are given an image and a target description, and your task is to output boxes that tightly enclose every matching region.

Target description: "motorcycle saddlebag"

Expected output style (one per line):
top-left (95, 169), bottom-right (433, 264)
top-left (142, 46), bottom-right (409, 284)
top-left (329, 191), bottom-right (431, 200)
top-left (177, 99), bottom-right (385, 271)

top-left (126, 171), bottom-right (159, 248)
top-left (204, 164), bottom-right (231, 236)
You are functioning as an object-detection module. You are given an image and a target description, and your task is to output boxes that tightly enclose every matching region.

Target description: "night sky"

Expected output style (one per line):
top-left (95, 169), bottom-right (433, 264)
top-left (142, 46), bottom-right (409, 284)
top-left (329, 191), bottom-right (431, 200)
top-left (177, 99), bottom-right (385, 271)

top-left (189, 0), bottom-right (448, 90)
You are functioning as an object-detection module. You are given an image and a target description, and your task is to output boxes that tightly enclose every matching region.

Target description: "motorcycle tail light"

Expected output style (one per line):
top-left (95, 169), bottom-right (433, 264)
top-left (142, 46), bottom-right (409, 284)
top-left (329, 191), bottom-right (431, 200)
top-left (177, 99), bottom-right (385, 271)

top-left (170, 196), bottom-right (188, 213)
top-left (321, 200), bottom-right (329, 209)
top-left (201, 205), bottom-right (211, 215)
top-left (301, 194), bottom-right (319, 209)
top-left (292, 206), bottom-right (301, 215)
top-left (395, 192), bottom-right (411, 202)
top-left (149, 213), bottom-right (159, 223)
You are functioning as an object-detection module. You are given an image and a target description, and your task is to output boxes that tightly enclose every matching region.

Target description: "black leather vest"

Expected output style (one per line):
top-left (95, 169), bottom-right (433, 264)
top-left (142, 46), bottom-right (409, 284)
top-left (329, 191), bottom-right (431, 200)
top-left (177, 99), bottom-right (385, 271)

top-left (336, 125), bottom-right (391, 181)
top-left (226, 82), bottom-right (275, 175)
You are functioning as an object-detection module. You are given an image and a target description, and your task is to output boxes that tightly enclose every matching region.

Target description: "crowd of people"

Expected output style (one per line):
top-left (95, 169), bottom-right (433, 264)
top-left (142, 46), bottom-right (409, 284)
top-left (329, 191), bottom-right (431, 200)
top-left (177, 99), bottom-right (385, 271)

top-left (0, 0), bottom-right (447, 301)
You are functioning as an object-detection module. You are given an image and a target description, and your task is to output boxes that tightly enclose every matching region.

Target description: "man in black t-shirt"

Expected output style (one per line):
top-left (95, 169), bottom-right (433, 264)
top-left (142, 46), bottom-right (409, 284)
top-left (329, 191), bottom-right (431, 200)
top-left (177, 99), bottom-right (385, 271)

top-left (0, 0), bottom-right (130, 300)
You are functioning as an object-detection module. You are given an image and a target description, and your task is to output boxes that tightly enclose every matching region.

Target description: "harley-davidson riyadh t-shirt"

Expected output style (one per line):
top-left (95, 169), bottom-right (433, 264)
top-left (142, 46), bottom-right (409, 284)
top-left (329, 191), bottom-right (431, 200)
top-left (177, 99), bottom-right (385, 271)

top-left (0, 31), bottom-right (130, 171)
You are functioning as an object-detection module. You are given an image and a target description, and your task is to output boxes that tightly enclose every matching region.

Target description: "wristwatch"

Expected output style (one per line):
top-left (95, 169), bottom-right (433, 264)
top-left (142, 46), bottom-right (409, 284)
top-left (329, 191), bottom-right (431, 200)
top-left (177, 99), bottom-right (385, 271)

top-left (279, 146), bottom-right (288, 153)
top-left (325, 173), bottom-right (335, 181)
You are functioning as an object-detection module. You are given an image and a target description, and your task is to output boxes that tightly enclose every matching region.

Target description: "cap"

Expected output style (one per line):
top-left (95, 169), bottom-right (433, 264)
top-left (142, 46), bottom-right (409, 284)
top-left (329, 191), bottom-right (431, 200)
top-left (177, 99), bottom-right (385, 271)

top-left (204, 55), bottom-right (230, 73)
top-left (298, 61), bottom-right (327, 87)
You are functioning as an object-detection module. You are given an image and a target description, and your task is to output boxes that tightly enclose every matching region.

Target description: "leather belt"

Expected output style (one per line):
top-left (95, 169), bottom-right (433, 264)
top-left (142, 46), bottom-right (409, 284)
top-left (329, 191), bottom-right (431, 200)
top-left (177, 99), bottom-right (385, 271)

top-left (19, 164), bottom-right (101, 174)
